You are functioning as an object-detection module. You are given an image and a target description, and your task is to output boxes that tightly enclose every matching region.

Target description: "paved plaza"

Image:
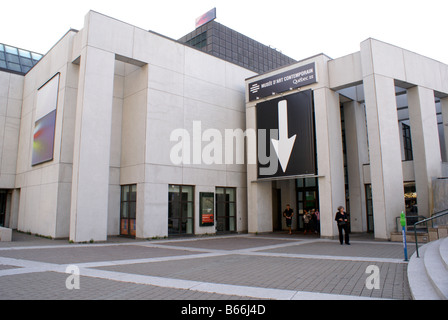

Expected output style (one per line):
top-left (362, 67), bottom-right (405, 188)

top-left (0, 232), bottom-right (413, 300)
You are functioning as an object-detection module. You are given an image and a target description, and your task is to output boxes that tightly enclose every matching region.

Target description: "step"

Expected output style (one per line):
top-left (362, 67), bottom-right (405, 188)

top-left (0, 227), bottom-right (12, 242)
top-left (439, 237), bottom-right (448, 271)
top-left (423, 239), bottom-right (448, 299)
top-left (408, 245), bottom-right (440, 300)
top-left (390, 231), bottom-right (428, 243)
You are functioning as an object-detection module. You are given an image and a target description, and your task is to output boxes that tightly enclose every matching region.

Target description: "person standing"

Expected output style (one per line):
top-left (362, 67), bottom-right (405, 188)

top-left (283, 204), bottom-right (294, 235)
top-left (303, 209), bottom-right (311, 235)
top-left (313, 208), bottom-right (320, 234)
top-left (335, 206), bottom-right (350, 245)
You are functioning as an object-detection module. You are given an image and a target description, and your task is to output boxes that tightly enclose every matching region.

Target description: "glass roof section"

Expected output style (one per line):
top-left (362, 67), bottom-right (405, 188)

top-left (0, 43), bottom-right (43, 75)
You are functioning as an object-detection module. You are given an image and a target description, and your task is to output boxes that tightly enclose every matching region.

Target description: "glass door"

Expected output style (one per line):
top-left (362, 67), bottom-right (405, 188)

top-left (296, 178), bottom-right (319, 231)
top-left (168, 185), bottom-right (194, 235)
top-left (0, 190), bottom-right (6, 227)
top-left (365, 184), bottom-right (374, 233)
top-left (215, 187), bottom-right (236, 233)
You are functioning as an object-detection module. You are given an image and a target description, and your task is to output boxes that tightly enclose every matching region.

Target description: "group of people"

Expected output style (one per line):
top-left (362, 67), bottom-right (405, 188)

top-left (283, 205), bottom-right (350, 245)
top-left (282, 204), bottom-right (320, 235)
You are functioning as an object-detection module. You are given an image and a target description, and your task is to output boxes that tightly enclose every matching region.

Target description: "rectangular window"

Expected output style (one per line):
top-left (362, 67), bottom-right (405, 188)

top-left (200, 192), bottom-right (214, 227)
top-left (18, 49), bottom-right (31, 58)
top-left (168, 185), bottom-right (194, 235)
top-left (186, 32), bottom-right (207, 49)
top-left (215, 187), bottom-right (236, 233)
top-left (4, 45), bottom-right (17, 55)
top-left (365, 184), bottom-right (374, 233)
top-left (0, 190), bottom-right (7, 227)
top-left (402, 123), bottom-right (413, 161)
top-left (296, 178), bottom-right (319, 231)
top-left (120, 184), bottom-right (137, 236)
top-left (6, 62), bottom-right (21, 72)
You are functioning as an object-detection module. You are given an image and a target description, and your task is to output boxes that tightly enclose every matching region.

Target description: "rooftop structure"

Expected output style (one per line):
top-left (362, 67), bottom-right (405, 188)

top-left (0, 43), bottom-right (42, 75)
top-left (178, 19), bottom-right (296, 74)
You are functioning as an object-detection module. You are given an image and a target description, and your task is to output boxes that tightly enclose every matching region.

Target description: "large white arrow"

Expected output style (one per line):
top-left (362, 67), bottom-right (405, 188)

top-left (271, 100), bottom-right (296, 172)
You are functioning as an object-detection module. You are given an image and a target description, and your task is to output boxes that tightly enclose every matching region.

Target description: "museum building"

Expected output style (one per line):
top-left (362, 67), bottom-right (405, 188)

top-left (0, 10), bottom-right (447, 242)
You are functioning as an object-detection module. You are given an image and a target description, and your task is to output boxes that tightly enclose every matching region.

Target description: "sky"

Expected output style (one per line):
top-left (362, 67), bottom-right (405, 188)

top-left (2, 0), bottom-right (448, 64)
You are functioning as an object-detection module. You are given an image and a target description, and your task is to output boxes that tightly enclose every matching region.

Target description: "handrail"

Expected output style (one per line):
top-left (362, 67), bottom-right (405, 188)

top-left (414, 209), bottom-right (448, 258)
top-left (396, 215), bottom-right (427, 233)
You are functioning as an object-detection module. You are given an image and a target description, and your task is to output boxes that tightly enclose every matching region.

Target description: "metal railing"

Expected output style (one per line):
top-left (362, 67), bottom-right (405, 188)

top-left (414, 209), bottom-right (448, 258)
top-left (396, 215), bottom-right (427, 233)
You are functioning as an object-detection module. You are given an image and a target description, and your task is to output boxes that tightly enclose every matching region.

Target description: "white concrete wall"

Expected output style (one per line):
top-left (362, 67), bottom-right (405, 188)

top-left (14, 30), bottom-right (78, 238)
top-left (314, 87), bottom-right (345, 239)
top-left (407, 86), bottom-right (442, 217)
top-left (343, 100), bottom-right (369, 232)
top-left (0, 71), bottom-right (23, 189)
top-left (441, 98), bottom-right (448, 163)
top-left (8, 14), bottom-right (448, 241)
top-left (0, 71), bottom-right (22, 230)
top-left (68, 11), bottom-right (255, 240)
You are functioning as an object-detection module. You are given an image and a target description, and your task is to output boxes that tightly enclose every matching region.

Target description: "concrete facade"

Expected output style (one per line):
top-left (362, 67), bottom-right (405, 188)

top-left (1, 11), bottom-right (255, 242)
top-left (0, 11), bottom-right (447, 242)
top-left (246, 39), bottom-right (448, 240)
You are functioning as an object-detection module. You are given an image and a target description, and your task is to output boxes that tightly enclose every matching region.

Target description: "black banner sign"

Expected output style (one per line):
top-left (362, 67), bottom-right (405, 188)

top-left (248, 63), bottom-right (316, 102)
top-left (257, 90), bottom-right (316, 179)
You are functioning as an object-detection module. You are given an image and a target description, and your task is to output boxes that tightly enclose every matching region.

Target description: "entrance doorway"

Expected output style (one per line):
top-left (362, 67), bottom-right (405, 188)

top-left (272, 188), bottom-right (282, 231)
top-left (120, 185), bottom-right (137, 237)
top-left (296, 178), bottom-right (319, 231)
top-left (168, 185), bottom-right (194, 235)
top-left (365, 184), bottom-right (374, 233)
top-left (215, 187), bottom-right (236, 233)
top-left (0, 190), bottom-right (6, 227)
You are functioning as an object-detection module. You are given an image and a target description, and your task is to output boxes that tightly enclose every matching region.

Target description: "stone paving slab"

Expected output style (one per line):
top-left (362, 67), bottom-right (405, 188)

top-left (0, 232), bottom-right (413, 300)
top-left (0, 271), bottom-right (255, 300)
top-left (157, 236), bottom-right (296, 251)
top-left (0, 244), bottom-right (197, 264)
top-left (95, 254), bottom-right (410, 299)
top-left (261, 240), bottom-right (416, 259)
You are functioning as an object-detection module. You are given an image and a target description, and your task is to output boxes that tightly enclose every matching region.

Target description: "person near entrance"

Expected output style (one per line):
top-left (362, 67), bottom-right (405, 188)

top-left (303, 209), bottom-right (312, 234)
top-left (335, 206), bottom-right (350, 245)
top-left (283, 204), bottom-right (294, 235)
top-left (311, 208), bottom-right (320, 234)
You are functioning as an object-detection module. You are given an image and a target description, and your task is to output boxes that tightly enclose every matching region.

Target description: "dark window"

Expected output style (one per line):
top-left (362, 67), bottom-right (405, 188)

top-left (296, 178), bottom-right (319, 231)
top-left (168, 185), bottom-right (194, 235)
top-left (6, 53), bottom-right (19, 64)
top-left (0, 190), bottom-right (7, 227)
top-left (365, 184), bottom-right (374, 233)
top-left (186, 32), bottom-right (208, 49)
top-left (215, 187), bottom-right (236, 233)
top-left (402, 123), bottom-right (413, 161)
top-left (6, 62), bottom-right (21, 72)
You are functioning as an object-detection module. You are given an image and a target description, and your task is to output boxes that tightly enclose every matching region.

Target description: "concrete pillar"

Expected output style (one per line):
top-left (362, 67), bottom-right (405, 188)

top-left (9, 189), bottom-right (19, 229)
top-left (248, 181), bottom-right (273, 233)
top-left (313, 88), bottom-right (345, 239)
top-left (246, 104), bottom-right (273, 233)
top-left (362, 74), bottom-right (405, 239)
top-left (441, 98), bottom-right (448, 162)
top-left (407, 86), bottom-right (442, 217)
top-left (137, 182), bottom-right (169, 239)
top-left (343, 101), bottom-right (369, 232)
top-left (69, 46), bottom-right (115, 242)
